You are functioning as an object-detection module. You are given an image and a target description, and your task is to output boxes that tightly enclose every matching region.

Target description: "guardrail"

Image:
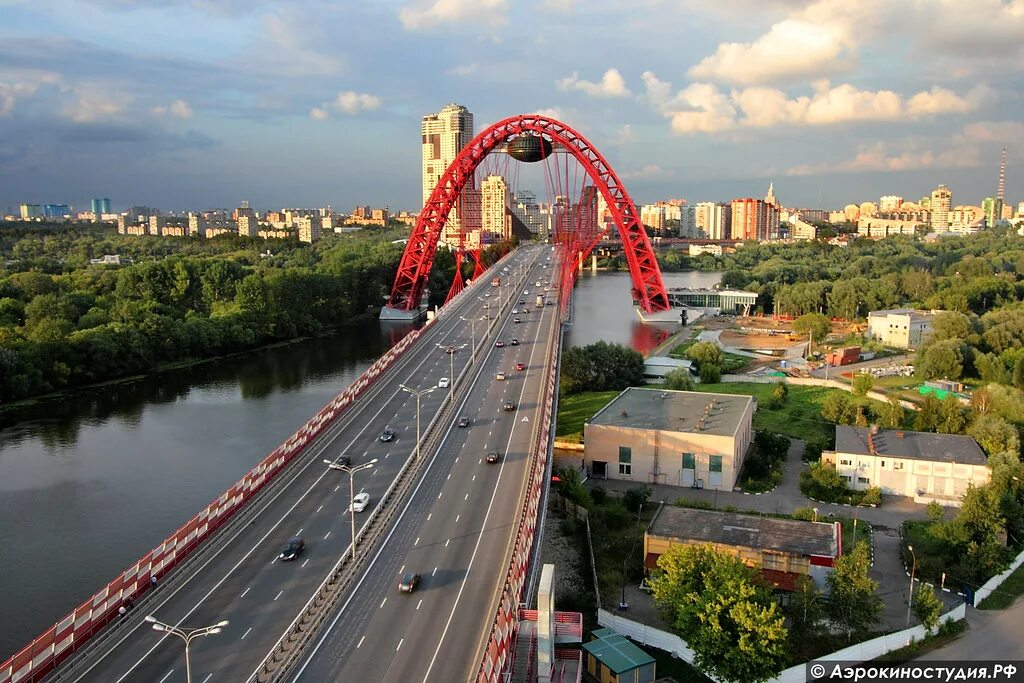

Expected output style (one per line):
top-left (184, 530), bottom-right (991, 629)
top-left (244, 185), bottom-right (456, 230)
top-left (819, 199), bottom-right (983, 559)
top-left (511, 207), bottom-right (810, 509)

top-left (476, 269), bottom-right (563, 683)
top-left (2, 250), bottom-right (520, 683)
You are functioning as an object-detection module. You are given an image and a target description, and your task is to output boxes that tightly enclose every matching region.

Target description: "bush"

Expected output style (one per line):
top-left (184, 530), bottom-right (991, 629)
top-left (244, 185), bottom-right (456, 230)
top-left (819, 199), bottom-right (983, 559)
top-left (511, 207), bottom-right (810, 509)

top-left (852, 373), bottom-right (874, 397)
top-left (674, 496), bottom-right (712, 510)
top-left (699, 363), bottom-right (722, 384)
top-left (623, 484), bottom-right (651, 513)
top-left (591, 486), bottom-right (608, 505)
top-left (792, 507), bottom-right (816, 521)
top-left (662, 367), bottom-right (695, 391)
top-left (803, 439), bottom-right (826, 462)
top-left (861, 487), bottom-right (882, 506)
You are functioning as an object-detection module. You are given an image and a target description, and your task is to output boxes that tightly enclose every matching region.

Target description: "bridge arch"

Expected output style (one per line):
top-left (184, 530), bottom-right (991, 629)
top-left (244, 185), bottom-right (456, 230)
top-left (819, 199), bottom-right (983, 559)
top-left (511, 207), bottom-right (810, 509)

top-left (384, 114), bottom-right (670, 314)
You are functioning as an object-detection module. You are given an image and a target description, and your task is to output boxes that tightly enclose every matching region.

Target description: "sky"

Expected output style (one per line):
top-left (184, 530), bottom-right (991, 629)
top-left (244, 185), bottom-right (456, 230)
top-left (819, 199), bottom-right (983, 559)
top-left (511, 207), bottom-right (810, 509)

top-left (1, 0), bottom-right (1023, 213)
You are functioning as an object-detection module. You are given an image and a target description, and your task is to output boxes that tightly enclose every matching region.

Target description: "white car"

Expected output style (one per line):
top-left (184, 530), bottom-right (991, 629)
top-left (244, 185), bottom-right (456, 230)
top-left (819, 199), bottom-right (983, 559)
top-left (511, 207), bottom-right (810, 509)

top-left (438, 377), bottom-right (450, 388)
top-left (512, 308), bottom-right (519, 314)
top-left (496, 371), bottom-right (507, 381)
top-left (349, 492), bottom-right (370, 513)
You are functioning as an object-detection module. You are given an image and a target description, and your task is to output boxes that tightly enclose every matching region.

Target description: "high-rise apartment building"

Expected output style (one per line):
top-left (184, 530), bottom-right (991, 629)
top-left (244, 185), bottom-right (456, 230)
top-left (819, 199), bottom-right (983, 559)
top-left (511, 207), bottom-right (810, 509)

top-left (879, 196), bottom-right (903, 212)
top-left (91, 198), bottom-right (112, 215)
top-left (929, 185), bottom-right (951, 230)
top-left (480, 175), bottom-right (511, 243)
top-left (982, 197), bottom-right (1003, 227)
top-left (238, 214), bottom-right (260, 238)
top-left (297, 216), bottom-right (321, 243)
top-left (695, 202), bottom-right (731, 239)
top-left (730, 198), bottom-right (777, 241)
top-left (640, 204), bottom-right (666, 232)
top-left (422, 103), bottom-right (474, 246)
top-left (679, 206), bottom-right (697, 237)
top-left (19, 203), bottom-right (41, 219)
top-left (513, 191), bottom-right (548, 237)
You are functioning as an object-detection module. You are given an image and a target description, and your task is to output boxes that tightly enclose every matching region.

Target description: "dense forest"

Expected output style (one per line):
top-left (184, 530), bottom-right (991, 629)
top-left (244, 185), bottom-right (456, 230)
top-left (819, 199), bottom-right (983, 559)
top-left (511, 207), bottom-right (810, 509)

top-left (0, 223), bottom-right (513, 402)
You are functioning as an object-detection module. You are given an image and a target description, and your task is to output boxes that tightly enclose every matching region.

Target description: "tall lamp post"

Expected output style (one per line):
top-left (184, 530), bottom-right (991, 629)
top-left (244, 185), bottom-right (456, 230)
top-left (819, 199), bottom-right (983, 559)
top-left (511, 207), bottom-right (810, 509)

top-left (144, 616), bottom-right (228, 683)
top-left (437, 342), bottom-right (467, 396)
top-left (459, 316), bottom-right (484, 361)
top-left (400, 384), bottom-right (436, 460)
top-left (906, 544), bottom-right (917, 627)
top-left (323, 458), bottom-right (376, 561)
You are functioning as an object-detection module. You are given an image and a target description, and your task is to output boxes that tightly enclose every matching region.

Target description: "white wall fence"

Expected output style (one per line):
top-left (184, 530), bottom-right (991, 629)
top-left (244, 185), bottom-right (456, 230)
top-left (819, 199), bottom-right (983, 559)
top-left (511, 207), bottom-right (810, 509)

top-left (598, 602), bottom-right (967, 683)
top-left (975, 545), bottom-right (1024, 604)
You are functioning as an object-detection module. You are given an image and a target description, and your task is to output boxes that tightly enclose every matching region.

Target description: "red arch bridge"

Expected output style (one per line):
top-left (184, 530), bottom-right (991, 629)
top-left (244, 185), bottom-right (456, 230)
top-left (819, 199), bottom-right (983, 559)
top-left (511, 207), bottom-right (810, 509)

top-left (2, 115), bottom-right (674, 683)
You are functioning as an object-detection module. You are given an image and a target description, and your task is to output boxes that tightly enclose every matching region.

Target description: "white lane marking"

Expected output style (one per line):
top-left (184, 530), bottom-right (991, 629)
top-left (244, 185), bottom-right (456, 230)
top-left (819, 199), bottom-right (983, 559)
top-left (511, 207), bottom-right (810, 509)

top-left (399, 565), bottom-right (405, 575)
top-left (159, 671), bottom-right (173, 683)
top-left (373, 469), bottom-right (378, 476)
top-left (464, 494), bottom-right (469, 500)
top-left (240, 587), bottom-right (251, 599)
top-left (432, 566), bottom-right (438, 576)
top-left (380, 598), bottom-right (387, 609)
top-left (397, 638), bottom-right (404, 651)
top-left (385, 453), bottom-right (389, 459)
top-left (334, 485), bottom-right (340, 492)
top-left (296, 529), bottom-right (303, 536)
top-left (447, 474), bottom-right (450, 480)
top-left (301, 559), bottom-right (310, 568)
top-left (454, 457), bottom-right (459, 463)
top-left (455, 515), bottom-right (460, 522)
top-left (202, 675), bottom-right (212, 683)
top-left (445, 538), bottom-right (450, 548)
top-left (427, 513), bottom-right (431, 521)
top-left (478, 458), bottom-right (482, 464)
top-left (324, 531), bottom-right (331, 540)
top-left (270, 557), bottom-right (278, 564)
top-left (274, 591), bottom-right (283, 601)
top-left (438, 492), bottom-right (443, 499)
top-left (241, 627), bottom-right (253, 640)
top-left (357, 636), bottom-right (366, 648)
top-left (417, 599), bottom-right (423, 610)
top-left (316, 505), bottom-right (323, 513)
top-left (488, 431), bottom-right (493, 437)
top-left (472, 475), bottom-right (476, 482)
top-left (414, 537), bottom-right (420, 546)
top-left (404, 425), bottom-right (410, 430)
top-left (363, 450), bottom-right (368, 457)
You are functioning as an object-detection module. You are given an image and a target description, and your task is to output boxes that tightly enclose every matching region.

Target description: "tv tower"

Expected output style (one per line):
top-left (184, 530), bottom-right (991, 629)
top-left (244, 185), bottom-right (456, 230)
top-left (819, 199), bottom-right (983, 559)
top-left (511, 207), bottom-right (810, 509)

top-left (997, 147), bottom-right (1006, 202)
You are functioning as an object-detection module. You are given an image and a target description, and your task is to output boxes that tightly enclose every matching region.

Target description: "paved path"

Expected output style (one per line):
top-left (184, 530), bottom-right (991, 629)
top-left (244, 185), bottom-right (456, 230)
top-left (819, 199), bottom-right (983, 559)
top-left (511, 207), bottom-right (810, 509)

top-left (924, 600), bottom-right (1024, 661)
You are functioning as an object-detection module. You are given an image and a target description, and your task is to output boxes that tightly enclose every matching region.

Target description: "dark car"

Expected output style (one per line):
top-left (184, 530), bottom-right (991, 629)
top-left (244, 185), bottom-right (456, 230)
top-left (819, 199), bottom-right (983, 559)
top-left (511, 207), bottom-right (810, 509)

top-left (398, 572), bottom-right (421, 593)
top-left (457, 416), bottom-right (470, 428)
top-left (510, 338), bottom-right (519, 346)
top-left (513, 317), bottom-right (521, 324)
top-left (332, 455), bottom-right (352, 468)
top-left (486, 451), bottom-right (501, 464)
top-left (503, 401), bottom-right (516, 411)
top-left (495, 340), bottom-right (505, 348)
top-left (279, 536), bottom-right (304, 561)
top-left (380, 427), bottom-right (397, 442)
top-left (515, 362), bottom-right (526, 371)
top-left (518, 299), bottom-right (525, 305)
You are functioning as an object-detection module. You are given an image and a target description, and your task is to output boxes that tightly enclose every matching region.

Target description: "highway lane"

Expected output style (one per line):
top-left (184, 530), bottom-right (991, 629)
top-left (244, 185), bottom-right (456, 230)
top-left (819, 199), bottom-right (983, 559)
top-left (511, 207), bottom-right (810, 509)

top-left (292, 251), bottom-right (561, 682)
top-left (55, 245), bottom-right (545, 683)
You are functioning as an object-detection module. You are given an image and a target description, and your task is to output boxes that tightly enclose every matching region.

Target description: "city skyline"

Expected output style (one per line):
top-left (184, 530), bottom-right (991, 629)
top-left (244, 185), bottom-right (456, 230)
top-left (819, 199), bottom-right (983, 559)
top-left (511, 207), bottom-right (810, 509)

top-left (1, 0), bottom-right (1022, 211)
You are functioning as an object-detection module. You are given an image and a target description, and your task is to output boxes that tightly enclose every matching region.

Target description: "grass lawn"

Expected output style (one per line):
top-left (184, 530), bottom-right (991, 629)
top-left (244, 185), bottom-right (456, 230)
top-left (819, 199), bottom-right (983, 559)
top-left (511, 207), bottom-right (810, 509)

top-left (902, 520), bottom-right (951, 585)
top-left (695, 382), bottom-right (891, 445)
top-left (977, 562), bottom-right (1024, 609)
top-left (555, 390), bottom-right (620, 442)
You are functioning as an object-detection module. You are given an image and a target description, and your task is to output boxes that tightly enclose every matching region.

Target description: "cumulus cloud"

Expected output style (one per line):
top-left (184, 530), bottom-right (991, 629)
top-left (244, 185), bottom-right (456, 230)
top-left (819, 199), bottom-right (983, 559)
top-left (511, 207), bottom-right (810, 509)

top-left (622, 164), bottom-right (667, 180)
top-left (644, 73), bottom-right (993, 134)
top-left (309, 106), bottom-right (328, 120)
top-left (399, 0), bottom-right (509, 30)
top-left (608, 124), bottom-right (636, 145)
top-left (786, 119), bottom-right (1024, 176)
top-left (689, 0), bottom-right (881, 85)
top-left (334, 91), bottom-right (381, 114)
top-left (920, 0), bottom-right (1024, 57)
top-left (169, 99), bottom-right (193, 119)
top-left (557, 69), bottom-right (631, 98)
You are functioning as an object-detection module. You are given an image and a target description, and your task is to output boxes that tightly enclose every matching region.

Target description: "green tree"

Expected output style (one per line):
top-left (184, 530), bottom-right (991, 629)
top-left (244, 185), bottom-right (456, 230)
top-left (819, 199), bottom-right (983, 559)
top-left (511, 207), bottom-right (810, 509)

top-left (967, 414), bottom-right (1021, 456)
top-left (826, 542), bottom-right (882, 641)
top-left (926, 501), bottom-right (945, 523)
top-left (917, 339), bottom-right (965, 380)
top-left (937, 395), bottom-right (967, 434)
top-left (623, 484), bottom-right (651, 513)
top-left (662, 367), bottom-right (695, 391)
top-left (1014, 356), bottom-right (1024, 390)
top-left (912, 584), bottom-right (943, 633)
top-left (650, 545), bottom-right (788, 683)
top-left (821, 392), bottom-right (856, 424)
top-left (851, 373), bottom-right (874, 397)
top-left (878, 395), bottom-right (906, 429)
top-left (914, 394), bottom-right (943, 432)
top-left (792, 312), bottom-right (831, 343)
top-left (772, 381), bottom-right (788, 404)
top-left (686, 341), bottom-right (725, 369)
top-left (789, 575), bottom-right (826, 640)
top-left (699, 363), bottom-right (722, 384)
top-left (929, 311), bottom-right (977, 345)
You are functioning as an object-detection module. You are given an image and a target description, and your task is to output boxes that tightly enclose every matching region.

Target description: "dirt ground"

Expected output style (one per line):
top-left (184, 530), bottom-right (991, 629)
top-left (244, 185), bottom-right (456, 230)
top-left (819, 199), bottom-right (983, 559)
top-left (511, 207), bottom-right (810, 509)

top-left (701, 315), bottom-right (864, 352)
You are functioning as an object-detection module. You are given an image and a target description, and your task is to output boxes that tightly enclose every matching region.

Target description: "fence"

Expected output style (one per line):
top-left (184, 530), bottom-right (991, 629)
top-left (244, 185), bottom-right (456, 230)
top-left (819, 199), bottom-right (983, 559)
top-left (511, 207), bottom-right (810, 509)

top-left (721, 374), bottom-right (919, 410)
top-left (975, 545), bottom-right (1024, 604)
top-left (1, 249), bottom-right (518, 683)
top-left (597, 602), bottom-right (967, 683)
top-left (476, 256), bottom-right (563, 683)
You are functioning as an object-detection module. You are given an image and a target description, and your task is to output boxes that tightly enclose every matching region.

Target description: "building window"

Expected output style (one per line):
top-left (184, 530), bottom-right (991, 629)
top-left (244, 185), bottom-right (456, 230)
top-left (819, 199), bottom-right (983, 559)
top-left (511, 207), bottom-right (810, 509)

top-left (619, 446), bottom-right (631, 464)
top-left (682, 452), bottom-right (695, 470)
top-left (619, 463), bottom-right (632, 476)
top-left (858, 476), bottom-right (870, 485)
top-left (709, 455), bottom-right (723, 473)
top-left (840, 458), bottom-right (852, 466)
top-left (894, 462), bottom-right (904, 471)
top-left (880, 461), bottom-right (885, 468)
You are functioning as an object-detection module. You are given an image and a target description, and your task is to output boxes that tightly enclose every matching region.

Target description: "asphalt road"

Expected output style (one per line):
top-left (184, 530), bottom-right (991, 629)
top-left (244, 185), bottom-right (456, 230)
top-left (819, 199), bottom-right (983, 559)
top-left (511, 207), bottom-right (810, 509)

top-left (51, 244), bottom-right (554, 683)
top-left (290, 252), bottom-right (562, 683)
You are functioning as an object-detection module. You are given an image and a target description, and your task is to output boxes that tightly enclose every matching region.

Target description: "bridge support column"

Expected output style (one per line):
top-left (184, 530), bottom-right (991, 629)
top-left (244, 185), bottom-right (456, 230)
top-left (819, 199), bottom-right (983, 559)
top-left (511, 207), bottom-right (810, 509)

top-left (591, 254), bottom-right (597, 272)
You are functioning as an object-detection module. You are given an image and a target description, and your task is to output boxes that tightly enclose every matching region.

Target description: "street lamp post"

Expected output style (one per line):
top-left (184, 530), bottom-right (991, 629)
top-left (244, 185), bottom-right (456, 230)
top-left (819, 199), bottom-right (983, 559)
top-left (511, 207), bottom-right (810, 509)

top-left (400, 384), bottom-right (436, 461)
top-left (460, 316), bottom-right (483, 361)
top-left (437, 343), bottom-right (467, 396)
top-left (323, 458), bottom-right (377, 561)
top-left (144, 616), bottom-right (228, 683)
top-left (906, 544), bottom-right (917, 627)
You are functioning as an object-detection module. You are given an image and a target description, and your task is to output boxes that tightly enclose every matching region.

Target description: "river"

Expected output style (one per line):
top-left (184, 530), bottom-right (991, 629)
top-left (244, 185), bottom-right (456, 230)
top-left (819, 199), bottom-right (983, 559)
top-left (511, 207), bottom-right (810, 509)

top-left (0, 268), bottom-right (719, 658)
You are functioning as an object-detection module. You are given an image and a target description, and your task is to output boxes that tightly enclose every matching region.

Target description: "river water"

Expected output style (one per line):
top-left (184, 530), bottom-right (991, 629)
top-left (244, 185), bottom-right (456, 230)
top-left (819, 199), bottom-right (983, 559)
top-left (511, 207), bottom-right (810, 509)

top-left (0, 269), bottom-right (719, 658)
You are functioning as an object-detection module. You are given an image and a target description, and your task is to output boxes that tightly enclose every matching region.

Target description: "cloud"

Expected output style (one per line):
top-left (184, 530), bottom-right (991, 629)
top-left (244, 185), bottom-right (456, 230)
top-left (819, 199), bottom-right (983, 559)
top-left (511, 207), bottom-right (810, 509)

top-left (919, 0), bottom-right (1024, 57)
top-left (309, 106), bottom-right (328, 121)
top-left (334, 91), bottom-right (381, 114)
top-left (644, 73), bottom-right (993, 134)
top-left (622, 164), bottom-right (667, 180)
top-left (608, 124), bottom-right (636, 145)
top-left (688, 0), bottom-right (880, 85)
top-left (542, 0), bottom-right (577, 11)
top-left (399, 0), bottom-right (509, 30)
top-left (557, 69), bottom-right (631, 98)
top-left (785, 119), bottom-right (1024, 176)
top-left (261, 10), bottom-right (346, 76)
top-left (169, 99), bottom-right (193, 119)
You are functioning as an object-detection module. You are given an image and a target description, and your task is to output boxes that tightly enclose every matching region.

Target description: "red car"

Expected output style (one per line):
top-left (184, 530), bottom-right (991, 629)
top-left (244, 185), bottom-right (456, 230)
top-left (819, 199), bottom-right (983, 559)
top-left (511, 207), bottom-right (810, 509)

top-left (515, 362), bottom-right (526, 371)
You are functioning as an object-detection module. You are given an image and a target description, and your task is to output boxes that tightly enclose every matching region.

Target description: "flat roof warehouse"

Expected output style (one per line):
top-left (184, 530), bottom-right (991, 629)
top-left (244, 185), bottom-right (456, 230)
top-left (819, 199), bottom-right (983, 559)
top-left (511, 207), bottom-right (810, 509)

top-left (588, 387), bottom-right (753, 438)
